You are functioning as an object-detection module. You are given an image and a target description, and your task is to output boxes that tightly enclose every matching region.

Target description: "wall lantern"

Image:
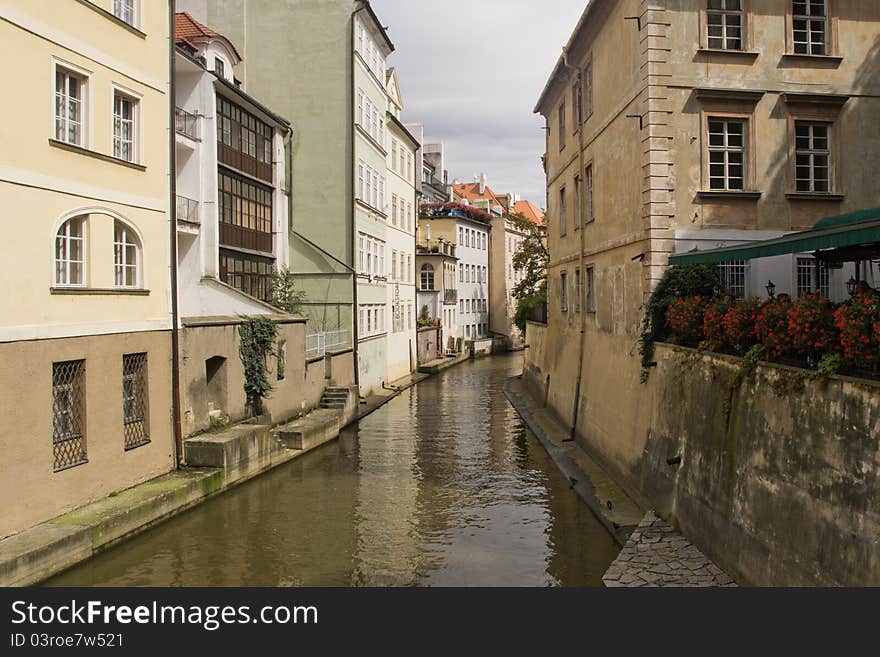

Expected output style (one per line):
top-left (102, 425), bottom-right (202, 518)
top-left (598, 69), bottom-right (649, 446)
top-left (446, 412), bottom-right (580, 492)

top-left (847, 276), bottom-right (858, 296)
top-left (765, 280), bottom-right (776, 299)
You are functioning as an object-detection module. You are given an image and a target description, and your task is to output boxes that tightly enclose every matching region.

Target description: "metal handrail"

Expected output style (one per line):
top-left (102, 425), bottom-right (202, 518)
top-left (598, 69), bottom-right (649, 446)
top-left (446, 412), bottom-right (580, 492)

top-left (175, 107), bottom-right (201, 140)
top-left (176, 195), bottom-right (200, 224)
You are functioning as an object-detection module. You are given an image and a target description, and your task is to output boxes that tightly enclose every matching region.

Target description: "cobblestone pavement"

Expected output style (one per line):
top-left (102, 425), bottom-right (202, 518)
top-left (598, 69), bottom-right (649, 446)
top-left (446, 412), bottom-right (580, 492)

top-left (602, 511), bottom-right (737, 587)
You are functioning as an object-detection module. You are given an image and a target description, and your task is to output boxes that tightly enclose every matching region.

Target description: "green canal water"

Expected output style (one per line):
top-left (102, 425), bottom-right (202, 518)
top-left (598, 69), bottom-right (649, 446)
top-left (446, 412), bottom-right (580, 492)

top-left (47, 353), bottom-right (619, 586)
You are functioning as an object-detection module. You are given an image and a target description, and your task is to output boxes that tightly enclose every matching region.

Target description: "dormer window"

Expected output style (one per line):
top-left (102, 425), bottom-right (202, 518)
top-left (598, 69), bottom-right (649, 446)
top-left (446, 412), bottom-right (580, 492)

top-left (214, 57), bottom-right (225, 79)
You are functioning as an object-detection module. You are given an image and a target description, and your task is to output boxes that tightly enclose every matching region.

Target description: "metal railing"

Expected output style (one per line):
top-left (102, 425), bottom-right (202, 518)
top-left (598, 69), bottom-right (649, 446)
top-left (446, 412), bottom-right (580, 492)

top-left (175, 107), bottom-right (201, 140)
top-left (444, 289), bottom-right (458, 304)
top-left (306, 330), bottom-right (350, 359)
top-left (176, 195), bottom-right (200, 225)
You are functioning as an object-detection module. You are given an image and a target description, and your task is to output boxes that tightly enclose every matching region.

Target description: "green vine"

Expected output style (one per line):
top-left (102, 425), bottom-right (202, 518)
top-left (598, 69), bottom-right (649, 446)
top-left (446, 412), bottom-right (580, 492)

top-left (239, 317), bottom-right (278, 415)
top-left (722, 344), bottom-right (766, 424)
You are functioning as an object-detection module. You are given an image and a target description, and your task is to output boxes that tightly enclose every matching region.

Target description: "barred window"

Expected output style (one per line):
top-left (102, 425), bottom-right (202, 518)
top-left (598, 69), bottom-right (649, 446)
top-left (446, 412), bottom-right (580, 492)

top-left (793, 0), bottom-right (827, 55)
top-left (53, 360), bottom-right (87, 472)
top-left (122, 353), bottom-right (150, 450)
top-left (796, 257), bottom-right (830, 298)
top-left (114, 221), bottom-right (141, 288)
top-left (795, 122), bottom-right (831, 193)
top-left (219, 249), bottom-right (274, 301)
top-left (218, 171), bottom-right (274, 253)
top-left (707, 0), bottom-right (744, 51)
top-left (719, 260), bottom-right (749, 298)
top-left (708, 119), bottom-right (746, 190)
top-left (55, 216), bottom-right (86, 287)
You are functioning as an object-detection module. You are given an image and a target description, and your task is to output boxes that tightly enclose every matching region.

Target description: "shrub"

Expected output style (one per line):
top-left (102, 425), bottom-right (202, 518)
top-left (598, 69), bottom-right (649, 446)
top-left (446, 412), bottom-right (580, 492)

top-left (755, 295), bottom-right (793, 360)
top-left (667, 295), bottom-right (708, 345)
top-left (723, 298), bottom-right (761, 353)
top-left (703, 295), bottom-right (735, 351)
top-left (788, 292), bottom-right (837, 361)
top-left (834, 291), bottom-right (880, 369)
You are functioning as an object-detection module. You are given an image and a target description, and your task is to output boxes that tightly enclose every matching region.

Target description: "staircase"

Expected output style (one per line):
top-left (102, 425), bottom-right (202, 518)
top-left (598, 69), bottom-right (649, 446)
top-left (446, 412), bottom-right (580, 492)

top-left (320, 386), bottom-right (351, 411)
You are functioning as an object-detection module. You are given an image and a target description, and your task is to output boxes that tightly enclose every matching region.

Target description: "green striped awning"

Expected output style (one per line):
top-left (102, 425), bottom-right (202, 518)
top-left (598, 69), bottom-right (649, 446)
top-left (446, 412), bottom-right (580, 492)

top-left (668, 208), bottom-right (880, 266)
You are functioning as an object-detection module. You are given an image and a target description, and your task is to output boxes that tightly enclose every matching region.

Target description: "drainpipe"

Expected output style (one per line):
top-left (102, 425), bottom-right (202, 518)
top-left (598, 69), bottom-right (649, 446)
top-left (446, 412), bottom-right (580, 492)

top-left (562, 48), bottom-right (588, 441)
top-left (168, 0), bottom-right (183, 466)
top-left (350, 2), bottom-right (367, 393)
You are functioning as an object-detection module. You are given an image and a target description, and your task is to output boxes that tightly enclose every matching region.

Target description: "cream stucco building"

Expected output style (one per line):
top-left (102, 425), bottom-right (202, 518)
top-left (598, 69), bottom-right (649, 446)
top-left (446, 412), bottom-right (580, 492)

top-left (0, 0), bottom-right (176, 539)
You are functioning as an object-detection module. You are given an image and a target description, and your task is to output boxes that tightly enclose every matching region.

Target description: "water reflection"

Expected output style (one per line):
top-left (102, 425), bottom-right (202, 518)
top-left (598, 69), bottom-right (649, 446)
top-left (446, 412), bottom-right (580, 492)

top-left (47, 354), bottom-right (618, 587)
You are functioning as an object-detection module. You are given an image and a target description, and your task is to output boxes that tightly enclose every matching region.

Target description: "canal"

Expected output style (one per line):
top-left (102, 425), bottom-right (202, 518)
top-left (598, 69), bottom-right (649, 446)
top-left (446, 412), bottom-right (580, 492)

top-left (48, 353), bottom-right (619, 587)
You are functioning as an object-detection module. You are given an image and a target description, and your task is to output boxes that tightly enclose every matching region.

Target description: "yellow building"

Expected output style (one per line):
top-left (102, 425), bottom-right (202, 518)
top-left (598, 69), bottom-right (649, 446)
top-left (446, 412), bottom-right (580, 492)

top-left (531, 0), bottom-right (880, 488)
top-left (0, 0), bottom-right (175, 539)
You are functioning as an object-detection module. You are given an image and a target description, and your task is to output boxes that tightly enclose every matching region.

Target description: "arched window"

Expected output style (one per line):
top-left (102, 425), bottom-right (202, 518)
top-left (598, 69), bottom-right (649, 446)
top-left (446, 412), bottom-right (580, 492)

top-left (55, 216), bottom-right (86, 286)
top-left (420, 263), bottom-right (435, 291)
top-left (114, 220), bottom-right (141, 288)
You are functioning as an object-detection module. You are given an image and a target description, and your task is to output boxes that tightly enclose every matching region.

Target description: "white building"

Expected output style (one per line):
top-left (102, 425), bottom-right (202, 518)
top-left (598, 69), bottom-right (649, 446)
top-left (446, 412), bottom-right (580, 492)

top-left (384, 69), bottom-right (419, 383)
top-left (455, 218), bottom-right (491, 341)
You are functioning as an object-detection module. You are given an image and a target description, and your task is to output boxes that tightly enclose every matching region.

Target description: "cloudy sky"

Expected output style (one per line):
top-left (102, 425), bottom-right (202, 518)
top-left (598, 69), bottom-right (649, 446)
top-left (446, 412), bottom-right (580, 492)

top-left (371, 0), bottom-right (588, 208)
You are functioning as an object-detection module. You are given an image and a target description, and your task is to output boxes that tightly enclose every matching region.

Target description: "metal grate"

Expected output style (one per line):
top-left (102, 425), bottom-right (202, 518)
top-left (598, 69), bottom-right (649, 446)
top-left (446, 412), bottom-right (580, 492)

top-left (53, 360), bottom-right (87, 472)
top-left (123, 353), bottom-right (150, 450)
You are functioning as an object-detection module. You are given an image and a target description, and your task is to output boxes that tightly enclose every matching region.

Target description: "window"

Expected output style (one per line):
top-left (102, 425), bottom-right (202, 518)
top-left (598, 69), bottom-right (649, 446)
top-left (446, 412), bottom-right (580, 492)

top-left (55, 68), bottom-right (85, 146)
top-left (585, 267), bottom-right (596, 312)
top-left (407, 255), bottom-right (412, 282)
top-left (357, 161), bottom-right (385, 211)
top-left (584, 165), bottom-right (594, 224)
top-left (573, 80), bottom-right (582, 129)
top-left (112, 92), bottom-right (137, 162)
top-left (796, 257), bottom-right (830, 298)
top-left (216, 97), bottom-right (275, 182)
top-left (122, 353), bottom-right (149, 450)
top-left (574, 175), bottom-right (581, 230)
top-left (459, 263), bottom-right (464, 282)
top-left (575, 269), bottom-right (582, 312)
top-left (214, 57), bottom-right (225, 78)
top-left (795, 122), bottom-right (831, 193)
top-left (707, 0), bottom-right (744, 51)
top-left (718, 260), bottom-right (749, 298)
top-left (708, 119), bottom-right (746, 190)
top-left (219, 250), bottom-right (274, 301)
top-left (420, 263), bottom-right (435, 291)
top-left (357, 233), bottom-right (386, 277)
top-left (792, 0), bottom-right (828, 55)
top-left (584, 58), bottom-right (593, 120)
top-left (53, 359), bottom-right (86, 472)
top-left (560, 271), bottom-right (568, 312)
top-left (460, 299), bottom-right (465, 314)
top-left (356, 91), bottom-right (384, 145)
top-left (114, 221), bottom-right (141, 288)
top-left (559, 187), bottom-right (567, 236)
top-left (359, 304), bottom-right (386, 338)
top-left (113, 0), bottom-right (137, 26)
top-left (55, 216), bottom-right (86, 287)
top-left (558, 102), bottom-right (566, 150)
top-left (218, 171), bottom-right (273, 253)
top-left (276, 341), bottom-right (287, 381)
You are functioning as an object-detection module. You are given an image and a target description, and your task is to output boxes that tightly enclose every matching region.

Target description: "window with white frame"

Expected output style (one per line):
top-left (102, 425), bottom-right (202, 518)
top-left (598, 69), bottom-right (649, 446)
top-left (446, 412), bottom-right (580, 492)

top-left (55, 68), bottom-right (85, 146)
top-left (357, 232), bottom-right (385, 277)
top-left (356, 89), bottom-right (384, 145)
top-left (708, 118), bottom-right (746, 190)
top-left (55, 216), bottom-right (86, 287)
top-left (707, 0), bottom-right (744, 51)
top-left (113, 0), bottom-right (137, 27)
top-left (560, 271), bottom-right (568, 312)
top-left (357, 161), bottom-right (385, 210)
top-left (718, 260), bottom-right (749, 298)
top-left (584, 165), bottom-right (594, 223)
top-left (113, 91), bottom-right (137, 162)
top-left (585, 267), bottom-right (596, 312)
top-left (359, 304), bottom-right (386, 338)
top-left (796, 257), bottom-right (830, 298)
top-left (792, 0), bottom-right (828, 55)
top-left (114, 221), bottom-right (141, 288)
top-left (795, 122), bottom-right (831, 193)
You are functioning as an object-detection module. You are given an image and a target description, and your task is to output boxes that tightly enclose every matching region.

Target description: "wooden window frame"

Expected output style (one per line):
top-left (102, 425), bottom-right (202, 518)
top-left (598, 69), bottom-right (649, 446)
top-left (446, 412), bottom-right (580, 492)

top-left (559, 185), bottom-right (567, 237)
top-left (558, 101), bottom-right (566, 151)
top-left (584, 162), bottom-right (595, 225)
top-left (700, 0), bottom-right (752, 52)
top-left (696, 89), bottom-right (762, 197)
top-left (785, 0), bottom-right (839, 58)
top-left (782, 93), bottom-right (847, 198)
top-left (583, 54), bottom-right (593, 122)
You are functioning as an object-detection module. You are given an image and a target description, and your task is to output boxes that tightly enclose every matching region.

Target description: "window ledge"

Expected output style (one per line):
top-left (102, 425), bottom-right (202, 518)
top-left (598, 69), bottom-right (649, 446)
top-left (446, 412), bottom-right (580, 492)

top-left (74, 0), bottom-right (146, 38)
top-left (51, 287), bottom-right (151, 296)
top-left (697, 190), bottom-right (762, 200)
top-left (49, 139), bottom-right (146, 171)
top-left (697, 48), bottom-right (760, 58)
top-left (781, 53), bottom-right (843, 64)
top-left (355, 124), bottom-right (388, 157)
top-left (355, 198), bottom-right (388, 218)
top-left (786, 192), bottom-right (845, 201)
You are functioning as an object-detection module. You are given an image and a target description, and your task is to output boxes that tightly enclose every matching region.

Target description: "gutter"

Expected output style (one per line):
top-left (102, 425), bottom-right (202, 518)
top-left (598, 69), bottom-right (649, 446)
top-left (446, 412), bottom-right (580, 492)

top-left (169, 0), bottom-right (183, 465)
top-left (350, 2), bottom-right (368, 393)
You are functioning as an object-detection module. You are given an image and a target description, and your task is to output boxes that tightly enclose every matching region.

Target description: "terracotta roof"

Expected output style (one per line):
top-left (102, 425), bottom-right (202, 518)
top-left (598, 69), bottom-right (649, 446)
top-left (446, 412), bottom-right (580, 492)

top-left (452, 182), bottom-right (503, 210)
top-left (513, 200), bottom-right (545, 226)
top-left (174, 12), bottom-right (242, 60)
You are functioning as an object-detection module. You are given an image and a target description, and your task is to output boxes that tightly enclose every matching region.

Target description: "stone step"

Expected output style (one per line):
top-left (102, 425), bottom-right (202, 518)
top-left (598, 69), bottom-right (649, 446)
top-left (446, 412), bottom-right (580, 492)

top-left (275, 409), bottom-right (341, 452)
top-left (320, 402), bottom-right (346, 410)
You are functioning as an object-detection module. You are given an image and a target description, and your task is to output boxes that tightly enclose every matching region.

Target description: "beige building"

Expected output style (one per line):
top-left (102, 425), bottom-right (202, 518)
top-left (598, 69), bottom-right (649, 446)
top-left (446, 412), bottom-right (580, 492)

top-left (0, 0), bottom-right (176, 539)
top-left (531, 0), bottom-right (880, 486)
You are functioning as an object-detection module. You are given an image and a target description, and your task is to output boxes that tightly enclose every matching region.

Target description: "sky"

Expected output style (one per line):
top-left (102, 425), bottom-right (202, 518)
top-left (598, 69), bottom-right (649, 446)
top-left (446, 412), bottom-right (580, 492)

top-left (371, 0), bottom-right (588, 208)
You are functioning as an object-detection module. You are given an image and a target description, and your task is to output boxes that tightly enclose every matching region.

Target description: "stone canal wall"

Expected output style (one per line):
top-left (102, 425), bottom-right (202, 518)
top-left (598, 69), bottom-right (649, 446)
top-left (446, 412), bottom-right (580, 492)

top-left (523, 322), bottom-right (880, 585)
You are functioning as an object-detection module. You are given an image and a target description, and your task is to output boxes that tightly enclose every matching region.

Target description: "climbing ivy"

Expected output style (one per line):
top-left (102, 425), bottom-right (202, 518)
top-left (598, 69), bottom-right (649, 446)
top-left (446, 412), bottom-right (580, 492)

top-left (239, 317), bottom-right (278, 415)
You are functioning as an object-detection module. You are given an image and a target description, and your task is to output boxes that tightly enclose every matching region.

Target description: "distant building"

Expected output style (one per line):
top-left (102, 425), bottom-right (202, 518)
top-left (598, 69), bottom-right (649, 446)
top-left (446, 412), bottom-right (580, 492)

top-left (408, 125), bottom-right (452, 205)
top-left (416, 238), bottom-right (458, 353)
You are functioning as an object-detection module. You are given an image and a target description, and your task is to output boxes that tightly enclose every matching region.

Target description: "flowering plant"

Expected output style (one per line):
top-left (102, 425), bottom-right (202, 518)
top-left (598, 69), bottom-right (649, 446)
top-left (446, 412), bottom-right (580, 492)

top-left (755, 295), bottom-right (793, 360)
top-left (667, 295), bottom-right (707, 345)
top-left (420, 201), bottom-right (492, 223)
top-left (787, 293), bottom-right (837, 361)
top-left (834, 291), bottom-right (880, 369)
top-left (723, 298), bottom-right (761, 354)
top-left (703, 295), bottom-right (735, 351)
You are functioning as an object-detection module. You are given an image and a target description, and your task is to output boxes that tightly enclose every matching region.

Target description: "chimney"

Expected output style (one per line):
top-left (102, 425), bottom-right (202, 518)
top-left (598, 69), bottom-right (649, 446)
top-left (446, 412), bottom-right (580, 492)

top-left (479, 173), bottom-right (487, 194)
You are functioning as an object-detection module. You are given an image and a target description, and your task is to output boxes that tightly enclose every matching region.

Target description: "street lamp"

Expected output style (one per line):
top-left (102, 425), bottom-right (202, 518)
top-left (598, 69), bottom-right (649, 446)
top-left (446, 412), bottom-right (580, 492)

top-left (847, 276), bottom-right (858, 296)
top-left (765, 280), bottom-right (776, 299)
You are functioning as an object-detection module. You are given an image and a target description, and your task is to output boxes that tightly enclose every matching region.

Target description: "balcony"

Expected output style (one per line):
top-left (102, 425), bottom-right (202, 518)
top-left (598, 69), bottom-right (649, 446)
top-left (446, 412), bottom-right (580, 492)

top-left (176, 195), bottom-right (200, 225)
top-left (175, 108), bottom-right (201, 141)
top-left (444, 289), bottom-right (458, 304)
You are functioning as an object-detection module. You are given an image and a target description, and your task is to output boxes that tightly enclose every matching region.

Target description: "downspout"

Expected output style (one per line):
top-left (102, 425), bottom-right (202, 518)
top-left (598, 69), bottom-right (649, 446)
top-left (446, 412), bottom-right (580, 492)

top-left (350, 1), bottom-right (367, 393)
top-left (562, 48), bottom-right (588, 441)
top-left (168, 0), bottom-right (183, 465)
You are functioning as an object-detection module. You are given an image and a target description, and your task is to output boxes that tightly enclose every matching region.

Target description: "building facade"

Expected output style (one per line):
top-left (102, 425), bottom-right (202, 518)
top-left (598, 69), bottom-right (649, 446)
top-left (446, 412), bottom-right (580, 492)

top-left (416, 240), bottom-right (458, 353)
top-left (384, 69), bottom-right (419, 384)
top-left (0, 0), bottom-right (175, 538)
top-left (532, 0), bottom-right (880, 488)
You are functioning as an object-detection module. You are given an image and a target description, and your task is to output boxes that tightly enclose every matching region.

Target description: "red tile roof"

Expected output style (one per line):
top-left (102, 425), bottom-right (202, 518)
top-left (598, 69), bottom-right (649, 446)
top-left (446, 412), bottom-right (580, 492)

top-left (452, 182), bottom-right (503, 209)
top-left (513, 200), bottom-right (545, 226)
top-left (175, 12), bottom-right (241, 60)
